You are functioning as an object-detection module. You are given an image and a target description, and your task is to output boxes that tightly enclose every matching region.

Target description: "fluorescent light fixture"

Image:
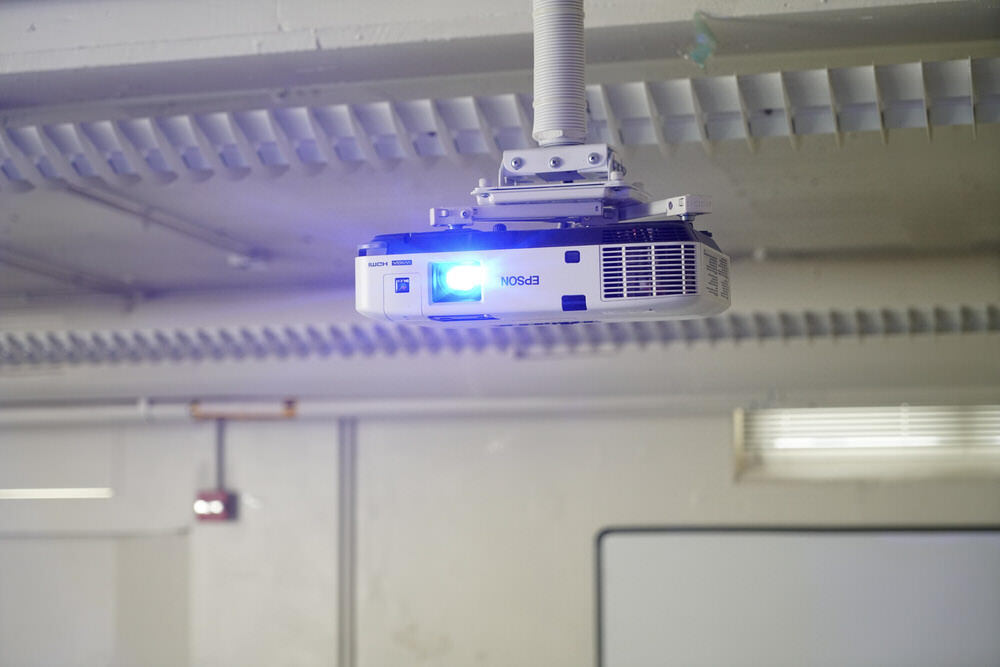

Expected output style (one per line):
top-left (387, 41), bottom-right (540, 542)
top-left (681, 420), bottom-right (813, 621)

top-left (0, 487), bottom-right (114, 500)
top-left (744, 405), bottom-right (1000, 452)
top-left (736, 405), bottom-right (1000, 480)
top-left (773, 436), bottom-right (941, 450)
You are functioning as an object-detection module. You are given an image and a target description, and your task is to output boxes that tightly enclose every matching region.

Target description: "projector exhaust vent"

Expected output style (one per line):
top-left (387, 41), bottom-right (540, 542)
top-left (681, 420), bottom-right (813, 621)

top-left (704, 250), bottom-right (730, 301)
top-left (601, 225), bottom-right (693, 244)
top-left (601, 242), bottom-right (697, 299)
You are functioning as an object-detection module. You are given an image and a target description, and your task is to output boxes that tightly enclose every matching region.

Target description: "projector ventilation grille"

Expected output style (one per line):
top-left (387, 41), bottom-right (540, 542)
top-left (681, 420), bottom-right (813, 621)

top-left (704, 250), bottom-right (730, 301)
top-left (601, 243), bottom-right (698, 299)
top-left (601, 226), bottom-right (693, 244)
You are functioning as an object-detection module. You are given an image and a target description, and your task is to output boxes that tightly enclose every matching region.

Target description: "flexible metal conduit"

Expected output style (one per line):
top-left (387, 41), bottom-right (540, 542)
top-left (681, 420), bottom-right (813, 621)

top-left (532, 0), bottom-right (587, 146)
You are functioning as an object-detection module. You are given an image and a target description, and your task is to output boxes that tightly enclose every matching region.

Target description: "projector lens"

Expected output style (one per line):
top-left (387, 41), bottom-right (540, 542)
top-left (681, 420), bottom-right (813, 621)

top-left (431, 261), bottom-right (483, 302)
top-left (444, 265), bottom-right (483, 291)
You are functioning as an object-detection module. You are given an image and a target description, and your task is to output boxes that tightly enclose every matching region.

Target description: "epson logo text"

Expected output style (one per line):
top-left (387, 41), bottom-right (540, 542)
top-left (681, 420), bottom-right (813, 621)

top-left (500, 275), bottom-right (540, 287)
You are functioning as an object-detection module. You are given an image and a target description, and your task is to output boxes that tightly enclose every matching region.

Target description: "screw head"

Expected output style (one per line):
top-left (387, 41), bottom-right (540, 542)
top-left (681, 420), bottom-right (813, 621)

top-left (587, 152), bottom-right (601, 164)
top-left (510, 157), bottom-right (524, 169)
top-left (460, 209), bottom-right (471, 219)
top-left (548, 156), bottom-right (562, 168)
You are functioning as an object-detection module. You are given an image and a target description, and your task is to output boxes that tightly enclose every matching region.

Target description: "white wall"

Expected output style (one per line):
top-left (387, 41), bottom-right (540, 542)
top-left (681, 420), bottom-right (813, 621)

top-left (355, 414), bottom-right (1000, 666)
top-left (0, 538), bottom-right (116, 667)
top-left (116, 534), bottom-right (190, 667)
top-left (0, 420), bottom-right (339, 667)
top-left (189, 420), bottom-right (339, 667)
top-left (1, 407), bottom-right (998, 666)
top-left (0, 532), bottom-right (188, 667)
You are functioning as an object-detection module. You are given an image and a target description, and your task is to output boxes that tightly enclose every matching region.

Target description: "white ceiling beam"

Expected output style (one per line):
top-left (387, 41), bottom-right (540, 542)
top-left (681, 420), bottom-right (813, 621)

top-left (0, 1), bottom-right (984, 73)
top-left (0, 324), bottom-right (996, 404)
top-left (1, 2), bottom-right (996, 117)
top-left (11, 300), bottom-right (991, 367)
top-left (4, 251), bottom-right (997, 335)
top-left (0, 244), bottom-right (139, 297)
top-left (61, 183), bottom-right (265, 259)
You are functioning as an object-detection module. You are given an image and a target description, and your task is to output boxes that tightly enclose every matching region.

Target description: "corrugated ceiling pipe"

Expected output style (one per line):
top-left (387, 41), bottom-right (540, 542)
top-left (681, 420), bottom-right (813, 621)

top-left (532, 0), bottom-right (587, 146)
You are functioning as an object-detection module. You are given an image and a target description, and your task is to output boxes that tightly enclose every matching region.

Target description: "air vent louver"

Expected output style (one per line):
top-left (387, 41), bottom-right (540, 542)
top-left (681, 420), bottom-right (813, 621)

top-left (601, 243), bottom-right (698, 299)
top-left (704, 251), bottom-right (730, 300)
top-left (601, 225), bottom-right (694, 245)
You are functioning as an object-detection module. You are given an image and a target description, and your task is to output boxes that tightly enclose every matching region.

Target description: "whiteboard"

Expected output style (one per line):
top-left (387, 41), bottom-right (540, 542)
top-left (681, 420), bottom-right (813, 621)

top-left (598, 528), bottom-right (1000, 667)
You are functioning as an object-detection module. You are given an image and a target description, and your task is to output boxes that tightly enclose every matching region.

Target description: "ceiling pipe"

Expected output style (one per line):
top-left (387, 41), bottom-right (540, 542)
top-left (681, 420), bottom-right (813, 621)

top-left (532, 0), bottom-right (587, 147)
top-left (0, 395), bottom-right (710, 427)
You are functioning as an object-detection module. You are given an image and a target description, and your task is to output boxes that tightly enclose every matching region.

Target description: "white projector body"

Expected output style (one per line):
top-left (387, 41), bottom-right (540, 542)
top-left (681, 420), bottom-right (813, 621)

top-left (356, 221), bottom-right (730, 325)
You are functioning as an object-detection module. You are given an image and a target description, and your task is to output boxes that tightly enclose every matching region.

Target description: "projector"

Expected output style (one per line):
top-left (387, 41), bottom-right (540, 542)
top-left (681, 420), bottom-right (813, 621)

top-left (356, 143), bottom-right (730, 326)
top-left (356, 216), bottom-right (729, 325)
top-left (355, 4), bottom-right (730, 327)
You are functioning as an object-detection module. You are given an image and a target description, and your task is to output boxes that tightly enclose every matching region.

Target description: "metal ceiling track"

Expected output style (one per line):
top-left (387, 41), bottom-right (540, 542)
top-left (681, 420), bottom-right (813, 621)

top-left (0, 58), bottom-right (997, 191)
top-left (1, 304), bottom-right (996, 366)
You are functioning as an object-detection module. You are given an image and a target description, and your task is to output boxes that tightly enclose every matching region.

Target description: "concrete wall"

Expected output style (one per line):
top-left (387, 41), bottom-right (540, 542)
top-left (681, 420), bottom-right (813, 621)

top-left (2, 407), bottom-right (998, 666)
top-left (0, 537), bottom-right (116, 667)
top-left (189, 420), bottom-right (339, 667)
top-left (0, 420), bottom-right (339, 667)
top-left (0, 532), bottom-right (188, 667)
top-left (355, 413), bottom-right (1000, 666)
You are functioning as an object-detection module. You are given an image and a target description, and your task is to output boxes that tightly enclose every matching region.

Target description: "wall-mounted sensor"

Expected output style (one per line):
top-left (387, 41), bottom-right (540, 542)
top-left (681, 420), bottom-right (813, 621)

top-left (193, 489), bottom-right (238, 522)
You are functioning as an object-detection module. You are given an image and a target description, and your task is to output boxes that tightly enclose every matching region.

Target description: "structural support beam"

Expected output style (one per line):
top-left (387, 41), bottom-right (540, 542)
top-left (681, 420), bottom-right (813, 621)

top-left (62, 184), bottom-right (266, 260)
top-left (0, 244), bottom-right (139, 296)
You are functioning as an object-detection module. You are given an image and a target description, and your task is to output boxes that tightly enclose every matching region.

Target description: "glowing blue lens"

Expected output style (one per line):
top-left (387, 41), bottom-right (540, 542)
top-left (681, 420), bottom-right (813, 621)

top-left (444, 265), bottom-right (483, 292)
top-left (430, 261), bottom-right (483, 303)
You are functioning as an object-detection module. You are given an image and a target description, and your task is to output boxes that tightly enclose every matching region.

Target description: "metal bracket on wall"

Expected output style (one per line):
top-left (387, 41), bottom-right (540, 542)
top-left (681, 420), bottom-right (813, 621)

top-left (189, 399), bottom-right (298, 421)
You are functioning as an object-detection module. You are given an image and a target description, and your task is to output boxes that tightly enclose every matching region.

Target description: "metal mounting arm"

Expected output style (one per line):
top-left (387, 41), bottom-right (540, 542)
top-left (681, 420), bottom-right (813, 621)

top-left (428, 4), bottom-right (711, 231)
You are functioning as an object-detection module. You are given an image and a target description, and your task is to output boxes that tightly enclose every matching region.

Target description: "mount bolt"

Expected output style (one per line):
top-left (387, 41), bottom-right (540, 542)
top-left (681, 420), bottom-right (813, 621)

top-left (587, 152), bottom-right (601, 164)
top-left (548, 156), bottom-right (563, 168)
top-left (510, 157), bottom-right (524, 169)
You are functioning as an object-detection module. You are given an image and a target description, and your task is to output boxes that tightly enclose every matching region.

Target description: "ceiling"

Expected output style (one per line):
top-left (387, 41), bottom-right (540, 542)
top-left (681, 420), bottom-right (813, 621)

top-left (0, 1), bottom-right (998, 307)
